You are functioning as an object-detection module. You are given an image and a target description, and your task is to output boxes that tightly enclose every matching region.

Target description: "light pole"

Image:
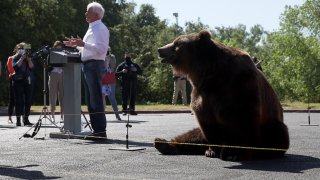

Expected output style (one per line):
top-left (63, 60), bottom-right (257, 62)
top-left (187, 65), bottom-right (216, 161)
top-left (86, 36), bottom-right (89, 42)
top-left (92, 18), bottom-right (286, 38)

top-left (173, 12), bottom-right (179, 27)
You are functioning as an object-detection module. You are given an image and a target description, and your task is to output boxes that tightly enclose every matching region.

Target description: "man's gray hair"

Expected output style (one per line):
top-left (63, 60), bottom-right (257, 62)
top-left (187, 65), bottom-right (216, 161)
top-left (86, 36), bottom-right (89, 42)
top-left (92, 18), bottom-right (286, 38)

top-left (87, 2), bottom-right (105, 19)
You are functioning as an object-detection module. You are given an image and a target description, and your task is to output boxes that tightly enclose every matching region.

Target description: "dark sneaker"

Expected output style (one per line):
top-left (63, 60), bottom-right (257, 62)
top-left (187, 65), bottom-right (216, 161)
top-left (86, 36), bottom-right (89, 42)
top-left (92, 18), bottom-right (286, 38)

top-left (16, 121), bottom-right (21, 126)
top-left (116, 115), bottom-right (122, 121)
top-left (23, 120), bottom-right (34, 126)
top-left (85, 132), bottom-right (107, 141)
top-left (130, 111), bottom-right (138, 115)
top-left (122, 110), bottom-right (127, 115)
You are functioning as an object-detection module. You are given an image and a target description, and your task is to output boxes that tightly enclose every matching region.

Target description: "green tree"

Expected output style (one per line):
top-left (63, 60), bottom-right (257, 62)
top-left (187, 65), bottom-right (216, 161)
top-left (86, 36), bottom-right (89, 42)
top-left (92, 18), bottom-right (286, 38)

top-left (2, 0), bottom-right (314, 105)
top-left (0, 0), bottom-right (78, 105)
top-left (110, 3), bottom-right (173, 103)
top-left (0, 0), bottom-right (126, 105)
top-left (261, 0), bottom-right (320, 102)
top-left (213, 24), bottom-right (265, 55)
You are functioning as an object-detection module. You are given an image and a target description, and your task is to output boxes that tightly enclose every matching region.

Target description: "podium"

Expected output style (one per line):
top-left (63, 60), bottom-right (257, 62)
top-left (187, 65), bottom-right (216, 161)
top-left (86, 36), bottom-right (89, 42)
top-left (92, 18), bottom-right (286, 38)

top-left (49, 50), bottom-right (82, 134)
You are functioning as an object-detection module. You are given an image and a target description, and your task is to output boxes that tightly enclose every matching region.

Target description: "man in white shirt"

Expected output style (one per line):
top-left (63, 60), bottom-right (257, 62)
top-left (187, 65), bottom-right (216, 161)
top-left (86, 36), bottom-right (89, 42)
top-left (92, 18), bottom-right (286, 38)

top-left (64, 2), bottom-right (109, 138)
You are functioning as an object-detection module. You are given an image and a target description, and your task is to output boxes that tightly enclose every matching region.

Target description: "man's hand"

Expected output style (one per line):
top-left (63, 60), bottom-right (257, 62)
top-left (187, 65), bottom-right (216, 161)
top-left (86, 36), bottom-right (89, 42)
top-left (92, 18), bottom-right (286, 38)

top-left (21, 52), bottom-right (27, 60)
top-left (122, 69), bottom-right (128, 73)
top-left (64, 35), bottom-right (85, 47)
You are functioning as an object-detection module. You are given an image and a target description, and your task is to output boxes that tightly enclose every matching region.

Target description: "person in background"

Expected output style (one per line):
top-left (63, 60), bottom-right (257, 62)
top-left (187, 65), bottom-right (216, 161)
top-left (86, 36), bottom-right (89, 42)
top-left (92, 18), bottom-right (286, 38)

top-left (48, 41), bottom-right (64, 122)
top-left (12, 42), bottom-right (34, 126)
top-left (64, 2), bottom-right (109, 138)
top-left (6, 44), bottom-right (18, 124)
top-left (103, 47), bottom-right (121, 120)
top-left (116, 53), bottom-right (142, 115)
top-left (252, 56), bottom-right (263, 72)
top-left (172, 68), bottom-right (187, 105)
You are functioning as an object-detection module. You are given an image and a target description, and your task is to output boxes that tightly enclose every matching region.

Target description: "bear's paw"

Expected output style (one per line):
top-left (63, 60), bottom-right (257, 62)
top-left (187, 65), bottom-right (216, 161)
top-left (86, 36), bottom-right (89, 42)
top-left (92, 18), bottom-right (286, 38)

top-left (154, 138), bottom-right (178, 155)
top-left (205, 147), bottom-right (216, 158)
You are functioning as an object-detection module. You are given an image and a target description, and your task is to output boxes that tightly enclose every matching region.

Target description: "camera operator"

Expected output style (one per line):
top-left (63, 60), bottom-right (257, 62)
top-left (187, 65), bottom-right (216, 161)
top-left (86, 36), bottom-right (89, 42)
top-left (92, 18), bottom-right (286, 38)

top-left (12, 42), bottom-right (34, 126)
top-left (116, 53), bottom-right (142, 115)
top-left (252, 56), bottom-right (263, 72)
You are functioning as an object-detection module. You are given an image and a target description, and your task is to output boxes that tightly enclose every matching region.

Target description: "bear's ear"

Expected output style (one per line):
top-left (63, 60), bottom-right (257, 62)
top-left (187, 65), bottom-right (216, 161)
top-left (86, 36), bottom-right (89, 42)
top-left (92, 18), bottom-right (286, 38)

top-left (198, 30), bottom-right (212, 41)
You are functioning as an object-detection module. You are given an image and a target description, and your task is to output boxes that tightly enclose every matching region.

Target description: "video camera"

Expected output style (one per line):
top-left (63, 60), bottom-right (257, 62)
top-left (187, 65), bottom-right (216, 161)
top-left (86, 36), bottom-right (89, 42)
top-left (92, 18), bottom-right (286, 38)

top-left (33, 45), bottom-right (50, 59)
top-left (24, 43), bottom-right (31, 51)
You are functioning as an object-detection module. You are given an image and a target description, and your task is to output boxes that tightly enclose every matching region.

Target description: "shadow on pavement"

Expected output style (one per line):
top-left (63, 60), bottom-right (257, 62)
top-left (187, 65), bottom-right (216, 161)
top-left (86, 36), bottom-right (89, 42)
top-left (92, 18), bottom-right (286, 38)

top-left (0, 164), bottom-right (60, 179)
top-left (225, 154), bottom-right (320, 173)
top-left (82, 138), bottom-right (154, 148)
top-left (0, 125), bottom-right (17, 129)
top-left (107, 120), bottom-right (148, 124)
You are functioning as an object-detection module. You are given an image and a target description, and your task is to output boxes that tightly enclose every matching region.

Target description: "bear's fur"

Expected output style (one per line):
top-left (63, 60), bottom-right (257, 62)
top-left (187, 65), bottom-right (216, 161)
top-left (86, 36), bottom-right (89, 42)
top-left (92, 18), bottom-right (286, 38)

top-left (155, 30), bottom-right (289, 161)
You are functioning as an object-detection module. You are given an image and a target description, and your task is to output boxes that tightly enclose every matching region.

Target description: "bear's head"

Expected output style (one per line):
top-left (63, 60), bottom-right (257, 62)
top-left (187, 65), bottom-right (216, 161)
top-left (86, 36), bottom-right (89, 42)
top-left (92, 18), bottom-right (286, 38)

top-left (158, 30), bottom-right (214, 74)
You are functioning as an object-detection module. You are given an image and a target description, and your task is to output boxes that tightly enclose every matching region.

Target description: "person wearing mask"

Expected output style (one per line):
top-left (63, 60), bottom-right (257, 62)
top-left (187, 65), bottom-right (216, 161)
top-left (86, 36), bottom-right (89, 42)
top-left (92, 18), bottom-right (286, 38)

top-left (48, 41), bottom-right (64, 122)
top-left (6, 44), bottom-right (18, 124)
top-left (116, 53), bottom-right (142, 115)
top-left (103, 47), bottom-right (121, 120)
top-left (12, 42), bottom-right (34, 126)
top-left (64, 2), bottom-right (109, 138)
top-left (252, 56), bottom-right (263, 72)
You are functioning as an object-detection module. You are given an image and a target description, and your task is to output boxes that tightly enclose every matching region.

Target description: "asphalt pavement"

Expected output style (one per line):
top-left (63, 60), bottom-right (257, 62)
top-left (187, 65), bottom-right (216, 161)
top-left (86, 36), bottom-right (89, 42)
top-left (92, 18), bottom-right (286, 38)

top-left (0, 112), bottom-right (320, 179)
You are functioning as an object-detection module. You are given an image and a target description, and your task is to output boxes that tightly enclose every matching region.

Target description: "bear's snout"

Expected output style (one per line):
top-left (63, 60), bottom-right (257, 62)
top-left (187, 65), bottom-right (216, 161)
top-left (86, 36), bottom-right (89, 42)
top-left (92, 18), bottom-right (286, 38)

top-left (158, 43), bottom-right (174, 63)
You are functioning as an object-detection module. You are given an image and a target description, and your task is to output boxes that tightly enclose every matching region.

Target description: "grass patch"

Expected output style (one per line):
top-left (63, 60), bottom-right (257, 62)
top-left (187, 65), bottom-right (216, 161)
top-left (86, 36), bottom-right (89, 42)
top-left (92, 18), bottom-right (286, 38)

top-left (281, 101), bottom-right (320, 110)
top-left (28, 101), bottom-right (320, 112)
top-left (29, 104), bottom-right (191, 112)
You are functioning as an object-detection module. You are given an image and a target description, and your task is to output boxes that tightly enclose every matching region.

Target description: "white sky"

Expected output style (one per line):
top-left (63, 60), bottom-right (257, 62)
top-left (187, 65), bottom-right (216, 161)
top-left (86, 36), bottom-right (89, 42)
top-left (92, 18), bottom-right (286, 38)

top-left (131, 0), bottom-right (305, 31)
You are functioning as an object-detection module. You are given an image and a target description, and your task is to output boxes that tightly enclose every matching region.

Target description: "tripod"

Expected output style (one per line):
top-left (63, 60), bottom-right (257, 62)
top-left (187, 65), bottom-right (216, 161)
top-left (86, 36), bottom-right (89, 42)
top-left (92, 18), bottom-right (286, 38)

top-left (109, 111), bottom-right (145, 151)
top-left (20, 55), bottom-right (62, 139)
top-left (300, 93), bottom-right (318, 126)
top-left (109, 79), bottom-right (145, 151)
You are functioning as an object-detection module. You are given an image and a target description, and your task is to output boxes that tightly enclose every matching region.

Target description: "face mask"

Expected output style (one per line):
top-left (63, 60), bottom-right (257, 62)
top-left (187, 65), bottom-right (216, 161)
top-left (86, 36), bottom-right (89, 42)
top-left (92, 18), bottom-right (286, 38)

top-left (18, 49), bottom-right (25, 55)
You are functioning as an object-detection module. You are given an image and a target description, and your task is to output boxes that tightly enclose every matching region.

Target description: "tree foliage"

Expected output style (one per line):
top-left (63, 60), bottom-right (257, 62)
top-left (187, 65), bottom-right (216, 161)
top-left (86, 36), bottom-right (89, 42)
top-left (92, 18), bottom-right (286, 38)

top-left (261, 0), bottom-right (320, 102)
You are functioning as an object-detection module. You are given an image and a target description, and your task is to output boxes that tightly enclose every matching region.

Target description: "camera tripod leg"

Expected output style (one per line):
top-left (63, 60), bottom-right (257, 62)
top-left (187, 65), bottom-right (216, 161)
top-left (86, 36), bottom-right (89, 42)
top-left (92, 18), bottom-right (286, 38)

top-left (81, 110), bottom-right (92, 131)
top-left (19, 119), bottom-right (41, 140)
top-left (20, 107), bottom-right (63, 139)
top-left (40, 107), bottom-right (61, 129)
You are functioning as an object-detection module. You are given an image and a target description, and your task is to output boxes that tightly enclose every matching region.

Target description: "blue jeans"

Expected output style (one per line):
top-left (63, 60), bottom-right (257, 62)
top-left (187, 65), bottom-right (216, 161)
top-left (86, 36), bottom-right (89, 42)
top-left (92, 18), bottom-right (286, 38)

top-left (106, 83), bottom-right (120, 117)
top-left (82, 60), bottom-right (106, 133)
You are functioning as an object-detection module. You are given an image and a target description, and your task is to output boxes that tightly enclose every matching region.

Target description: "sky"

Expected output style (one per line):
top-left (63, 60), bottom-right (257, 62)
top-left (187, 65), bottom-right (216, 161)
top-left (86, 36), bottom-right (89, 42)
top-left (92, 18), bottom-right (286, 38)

top-left (131, 0), bottom-right (305, 32)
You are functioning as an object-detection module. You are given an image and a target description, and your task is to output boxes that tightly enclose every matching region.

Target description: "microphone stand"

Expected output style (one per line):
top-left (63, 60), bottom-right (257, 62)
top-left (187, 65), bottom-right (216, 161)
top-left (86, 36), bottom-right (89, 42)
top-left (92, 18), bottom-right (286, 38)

top-left (300, 93), bottom-right (318, 126)
top-left (109, 69), bottom-right (145, 151)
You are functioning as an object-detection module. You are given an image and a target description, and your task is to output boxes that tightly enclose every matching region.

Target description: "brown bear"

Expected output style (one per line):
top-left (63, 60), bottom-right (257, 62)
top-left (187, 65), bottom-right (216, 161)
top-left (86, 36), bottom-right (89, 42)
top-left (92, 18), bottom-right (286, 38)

top-left (155, 30), bottom-right (290, 161)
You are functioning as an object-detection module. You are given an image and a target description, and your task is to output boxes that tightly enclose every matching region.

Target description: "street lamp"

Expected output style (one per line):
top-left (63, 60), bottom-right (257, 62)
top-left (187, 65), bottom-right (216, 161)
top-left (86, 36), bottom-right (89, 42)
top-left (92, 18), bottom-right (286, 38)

top-left (173, 12), bottom-right (179, 26)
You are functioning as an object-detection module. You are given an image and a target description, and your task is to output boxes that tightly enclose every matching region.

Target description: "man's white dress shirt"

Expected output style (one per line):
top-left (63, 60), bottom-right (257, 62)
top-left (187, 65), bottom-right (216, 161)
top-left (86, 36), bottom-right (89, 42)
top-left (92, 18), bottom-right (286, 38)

top-left (80, 19), bottom-right (109, 62)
